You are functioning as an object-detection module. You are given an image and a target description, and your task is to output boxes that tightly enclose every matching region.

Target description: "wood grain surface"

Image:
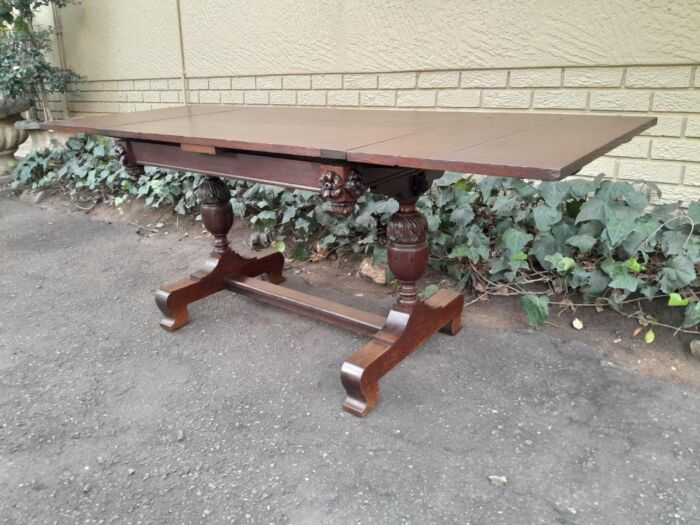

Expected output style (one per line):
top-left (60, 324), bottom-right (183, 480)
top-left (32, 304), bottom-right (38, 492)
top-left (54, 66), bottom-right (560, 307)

top-left (43, 105), bottom-right (656, 180)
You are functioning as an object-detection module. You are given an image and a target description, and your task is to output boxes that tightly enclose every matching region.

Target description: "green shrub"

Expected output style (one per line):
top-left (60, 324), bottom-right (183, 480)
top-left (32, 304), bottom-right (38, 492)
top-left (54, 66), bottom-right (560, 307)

top-left (11, 134), bottom-right (700, 330)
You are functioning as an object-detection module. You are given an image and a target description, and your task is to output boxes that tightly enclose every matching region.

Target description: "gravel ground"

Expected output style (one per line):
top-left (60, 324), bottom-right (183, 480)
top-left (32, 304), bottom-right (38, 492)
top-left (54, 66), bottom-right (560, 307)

top-left (1, 197), bottom-right (699, 525)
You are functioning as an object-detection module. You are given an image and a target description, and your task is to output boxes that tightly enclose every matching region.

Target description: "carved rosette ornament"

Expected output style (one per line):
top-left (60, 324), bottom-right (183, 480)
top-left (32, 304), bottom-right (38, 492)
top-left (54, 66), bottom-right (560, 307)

top-left (319, 167), bottom-right (366, 217)
top-left (114, 143), bottom-right (127, 165)
top-left (344, 171), bottom-right (367, 199)
top-left (319, 170), bottom-right (343, 199)
top-left (114, 141), bottom-right (143, 178)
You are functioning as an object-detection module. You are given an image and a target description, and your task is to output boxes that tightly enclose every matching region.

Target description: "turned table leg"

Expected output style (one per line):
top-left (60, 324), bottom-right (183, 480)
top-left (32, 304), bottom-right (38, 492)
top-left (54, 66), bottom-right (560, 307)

top-left (155, 176), bottom-right (285, 330)
top-left (341, 199), bottom-right (464, 416)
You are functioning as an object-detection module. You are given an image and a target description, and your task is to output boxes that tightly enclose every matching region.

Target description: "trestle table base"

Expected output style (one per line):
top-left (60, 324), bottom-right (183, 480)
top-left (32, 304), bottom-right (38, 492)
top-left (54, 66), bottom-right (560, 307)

top-left (155, 175), bottom-right (463, 416)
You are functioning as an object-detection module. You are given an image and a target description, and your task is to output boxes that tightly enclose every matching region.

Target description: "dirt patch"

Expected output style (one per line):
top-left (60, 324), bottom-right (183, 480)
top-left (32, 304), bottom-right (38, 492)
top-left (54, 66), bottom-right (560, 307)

top-left (25, 192), bottom-right (700, 388)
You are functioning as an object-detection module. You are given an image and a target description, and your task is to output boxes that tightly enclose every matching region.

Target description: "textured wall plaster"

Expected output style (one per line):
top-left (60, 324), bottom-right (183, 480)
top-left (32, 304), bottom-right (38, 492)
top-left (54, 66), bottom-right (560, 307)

top-left (46, 0), bottom-right (700, 80)
top-left (180, 0), bottom-right (700, 77)
top-left (55, 0), bottom-right (182, 80)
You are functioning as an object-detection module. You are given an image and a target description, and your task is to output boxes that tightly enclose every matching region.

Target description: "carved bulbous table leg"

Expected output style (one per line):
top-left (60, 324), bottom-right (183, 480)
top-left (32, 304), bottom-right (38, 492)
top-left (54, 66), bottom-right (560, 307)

top-left (341, 199), bottom-right (464, 416)
top-left (387, 202), bottom-right (430, 308)
top-left (155, 176), bottom-right (285, 330)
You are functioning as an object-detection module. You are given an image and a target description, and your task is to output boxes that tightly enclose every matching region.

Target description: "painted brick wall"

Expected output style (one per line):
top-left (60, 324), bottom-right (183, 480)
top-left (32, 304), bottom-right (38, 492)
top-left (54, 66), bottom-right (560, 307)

top-left (51, 64), bottom-right (700, 203)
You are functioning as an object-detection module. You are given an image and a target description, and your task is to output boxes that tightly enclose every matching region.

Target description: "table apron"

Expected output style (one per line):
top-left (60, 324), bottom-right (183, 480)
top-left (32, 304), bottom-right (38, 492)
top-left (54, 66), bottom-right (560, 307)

top-left (128, 140), bottom-right (332, 192)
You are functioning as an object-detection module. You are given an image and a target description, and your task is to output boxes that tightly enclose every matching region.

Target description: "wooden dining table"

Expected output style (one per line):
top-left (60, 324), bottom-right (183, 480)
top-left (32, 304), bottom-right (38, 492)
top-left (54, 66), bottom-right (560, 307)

top-left (43, 105), bottom-right (656, 416)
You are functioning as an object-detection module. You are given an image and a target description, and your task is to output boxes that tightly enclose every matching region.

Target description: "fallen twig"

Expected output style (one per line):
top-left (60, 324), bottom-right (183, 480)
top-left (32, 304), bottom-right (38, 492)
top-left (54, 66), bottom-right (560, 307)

top-left (126, 222), bottom-right (159, 233)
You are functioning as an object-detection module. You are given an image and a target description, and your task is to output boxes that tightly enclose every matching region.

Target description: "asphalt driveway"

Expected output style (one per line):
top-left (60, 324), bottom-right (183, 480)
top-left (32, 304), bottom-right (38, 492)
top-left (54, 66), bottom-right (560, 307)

top-left (1, 197), bottom-right (698, 524)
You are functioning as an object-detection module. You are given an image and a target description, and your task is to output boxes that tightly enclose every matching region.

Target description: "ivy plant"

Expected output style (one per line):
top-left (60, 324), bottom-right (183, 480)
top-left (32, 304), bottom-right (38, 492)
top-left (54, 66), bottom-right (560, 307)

top-left (11, 134), bottom-right (700, 331)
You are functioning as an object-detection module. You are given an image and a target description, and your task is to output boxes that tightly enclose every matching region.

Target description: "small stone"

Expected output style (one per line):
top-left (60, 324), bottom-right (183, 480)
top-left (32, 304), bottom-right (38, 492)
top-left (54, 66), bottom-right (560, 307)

top-left (359, 257), bottom-right (386, 285)
top-left (176, 430), bottom-right (185, 442)
top-left (488, 475), bottom-right (508, 486)
top-left (690, 340), bottom-right (700, 359)
top-left (127, 468), bottom-right (135, 476)
top-left (82, 484), bottom-right (90, 494)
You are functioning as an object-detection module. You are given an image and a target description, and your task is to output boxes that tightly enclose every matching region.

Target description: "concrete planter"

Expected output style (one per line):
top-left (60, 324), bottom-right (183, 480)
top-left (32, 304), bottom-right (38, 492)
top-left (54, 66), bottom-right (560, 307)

top-left (13, 119), bottom-right (71, 161)
top-left (0, 98), bottom-right (32, 176)
top-left (0, 114), bottom-right (29, 177)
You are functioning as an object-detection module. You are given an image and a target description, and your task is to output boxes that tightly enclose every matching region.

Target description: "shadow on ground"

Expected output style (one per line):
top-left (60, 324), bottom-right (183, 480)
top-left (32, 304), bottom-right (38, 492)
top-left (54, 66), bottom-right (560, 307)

top-left (1, 198), bottom-right (699, 524)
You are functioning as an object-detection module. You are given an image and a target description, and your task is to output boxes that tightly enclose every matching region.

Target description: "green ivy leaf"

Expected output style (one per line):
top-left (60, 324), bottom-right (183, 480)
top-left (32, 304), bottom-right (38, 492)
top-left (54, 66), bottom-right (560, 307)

top-left (492, 195), bottom-right (519, 216)
top-left (683, 302), bottom-right (700, 327)
top-left (294, 217), bottom-right (310, 233)
top-left (609, 274), bottom-right (638, 293)
top-left (533, 204), bottom-right (561, 231)
top-left (659, 255), bottom-right (696, 294)
top-left (569, 268), bottom-right (590, 289)
top-left (660, 230), bottom-right (687, 256)
top-left (425, 212), bottom-right (441, 232)
top-left (538, 182), bottom-right (567, 209)
top-left (448, 229), bottom-right (490, 263)
top-left (585, 270), bottom-right (612, 298)
top-left (626, 258), bottom-right (643, 273)
top-left (639, 285), bottom-right (658, 301)
top-left (575, 198), bottom-right (605, 223)
top-left (622, 219), bottom-right (661, 255)
top-left (566, 234), bottom-right (597, 253)
top-left (644, 328), bottom-right (655, 344)
top-left (687, 202), bottom-right (700, 224)
top-left (531, 233), bottom-right (564, 270)
top-left (434, 172), bottom-right (464, 187)
top-left (565, 179), bottom-right (595, 199)
top-left (522, 295), bottom-right (549, 329)
top-left (668, 293), bottom-right (689, 307)
top-left (436, 187), bottom-right (455, 207)
top-left (228, 199), bottom-right (244, 217)
top-left (274, 240), bottom-right (286, 253)
top-left (603, 218), bottom-right (636, 247)
top-left (544, 253), bottom-right (575, 273)
top-left (502, 227), bottom-right (533, 256)
top-left (551, 221), bottom-right (578, 245)
top-left (320, 234), bottom-right (336, 247)
top-left (450, 206), bottom-right (474, 227)
top-left (281, 205), bottom-right (297, 224)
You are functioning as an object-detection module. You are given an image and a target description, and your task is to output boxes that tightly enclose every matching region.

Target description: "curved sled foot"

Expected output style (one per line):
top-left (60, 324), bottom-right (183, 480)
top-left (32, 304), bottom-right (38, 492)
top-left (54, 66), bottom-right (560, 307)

top-left (341, 361), bottom-right (381, 416)
top-left (155, 289), bottom-right (191, 331)
top-left (341, 289), bottom-right (464, 416)
top-left (155, 250), bottom-right (286, 331)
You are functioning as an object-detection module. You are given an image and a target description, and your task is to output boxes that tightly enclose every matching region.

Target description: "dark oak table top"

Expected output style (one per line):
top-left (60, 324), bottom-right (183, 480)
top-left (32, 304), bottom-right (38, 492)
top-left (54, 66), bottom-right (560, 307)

top-left (43, 105), bottom-right (656, 180)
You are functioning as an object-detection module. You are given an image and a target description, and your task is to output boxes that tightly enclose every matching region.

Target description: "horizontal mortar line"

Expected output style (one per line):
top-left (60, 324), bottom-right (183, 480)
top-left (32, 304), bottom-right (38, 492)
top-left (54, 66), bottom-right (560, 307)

top-left (75, 64), bottom-right (700, 84)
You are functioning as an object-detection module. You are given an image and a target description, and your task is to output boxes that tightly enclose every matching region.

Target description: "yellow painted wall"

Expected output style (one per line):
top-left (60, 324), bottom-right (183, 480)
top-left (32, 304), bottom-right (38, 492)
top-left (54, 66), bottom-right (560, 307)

top-left (44, 0), bottom-right (700, 80)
